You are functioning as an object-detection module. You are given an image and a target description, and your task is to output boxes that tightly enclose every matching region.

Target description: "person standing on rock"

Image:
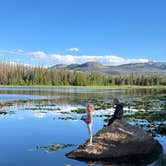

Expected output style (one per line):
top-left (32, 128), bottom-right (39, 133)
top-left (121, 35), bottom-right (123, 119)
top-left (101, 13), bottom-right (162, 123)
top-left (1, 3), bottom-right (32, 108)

top-left (107, 98), bottom-right (123, 126)
top-left (81, 103), bottom-right (94, 145)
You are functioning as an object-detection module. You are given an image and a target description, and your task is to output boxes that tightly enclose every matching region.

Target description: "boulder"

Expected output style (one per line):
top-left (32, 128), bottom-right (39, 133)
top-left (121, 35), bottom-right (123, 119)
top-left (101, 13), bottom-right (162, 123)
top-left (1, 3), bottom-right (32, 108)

top-left (66, 119), bottom-right (162, 162)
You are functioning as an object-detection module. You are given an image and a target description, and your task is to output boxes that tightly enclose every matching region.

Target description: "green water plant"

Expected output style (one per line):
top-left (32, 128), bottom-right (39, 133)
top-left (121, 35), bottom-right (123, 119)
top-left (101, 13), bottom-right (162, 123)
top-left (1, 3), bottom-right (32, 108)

top-left (70, 108), bottom-right (86, 114)
top-left (0, 109), bottom-right (7, 115)
top-left (124, 111), bottom-right (166, 122)
top-left (58, 116), bottom-right (77, 121)
top-left (36, 143), bottom-right (75, 153)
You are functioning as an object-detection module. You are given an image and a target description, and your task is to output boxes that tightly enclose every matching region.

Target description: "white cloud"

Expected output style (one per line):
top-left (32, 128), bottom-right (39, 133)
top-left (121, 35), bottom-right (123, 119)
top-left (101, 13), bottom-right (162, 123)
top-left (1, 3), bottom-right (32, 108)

top-left (50, 54), bottom-right (149, 65)
top-left (29, 51), bottom-right (48, 59)
top-left (68, 47), bottom-right (79, 52)
top-left (0, 49), bottom-right (26, 55)
top-left (51, 54), bottom-right (77, 64)
top-left (0, 49), bottom-right (150, 66)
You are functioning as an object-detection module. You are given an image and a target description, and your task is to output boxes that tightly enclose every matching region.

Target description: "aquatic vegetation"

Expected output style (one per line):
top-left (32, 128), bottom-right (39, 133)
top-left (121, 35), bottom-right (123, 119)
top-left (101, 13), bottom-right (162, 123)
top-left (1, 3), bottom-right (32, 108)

top-left (78, 94), bottom-right (165, 112)
top-left (0, 101), bottom-right (14, 107)
top-left (124, 100), bottom-right (153, 111)
top-left (103, 95), bottom-right (166, 136)
top-left (58, 116), bottom-right (77, 121)
top-left (35, 103), bottom-right (57, 107)
top-left (0, 109), bottom-right (7, 115)
top-left (36, 143), bottom-right (75, 153)
top-left (70, 108), bottom-right (86, 114)
top-left (0, 109), bottom-right (15, 115)
top-left (24, 106), bottom-right (60, 111)
top-left (84, 98), bottom-right (113, 110)
top-left (25, 107), bottom-right (53, 111)
top-left (60, 111), bottom-right (71, 114)
top-left (95, 102), bottom-right (112, 110)
top-left (124, 111), bottom-right (166, 122)
top-left (0, 87), bottom-right (166, 166)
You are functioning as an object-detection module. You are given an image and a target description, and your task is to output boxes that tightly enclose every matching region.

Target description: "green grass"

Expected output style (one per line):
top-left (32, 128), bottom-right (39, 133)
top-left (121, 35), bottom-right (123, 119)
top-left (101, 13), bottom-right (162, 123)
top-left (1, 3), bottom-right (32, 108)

top-left (0, 85), bottom-right (166, 89)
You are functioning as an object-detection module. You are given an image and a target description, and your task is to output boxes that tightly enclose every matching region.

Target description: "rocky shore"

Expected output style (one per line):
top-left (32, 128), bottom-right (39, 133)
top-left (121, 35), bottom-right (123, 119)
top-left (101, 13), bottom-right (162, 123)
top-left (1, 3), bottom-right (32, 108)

top-left (66, 119), bottom-right (162, 162)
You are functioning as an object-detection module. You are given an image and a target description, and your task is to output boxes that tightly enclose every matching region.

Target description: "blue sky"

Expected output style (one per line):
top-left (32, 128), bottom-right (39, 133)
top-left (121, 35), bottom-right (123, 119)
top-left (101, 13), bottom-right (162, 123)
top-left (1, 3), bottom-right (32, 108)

top-left (0, 0), bottom-right (165, 66)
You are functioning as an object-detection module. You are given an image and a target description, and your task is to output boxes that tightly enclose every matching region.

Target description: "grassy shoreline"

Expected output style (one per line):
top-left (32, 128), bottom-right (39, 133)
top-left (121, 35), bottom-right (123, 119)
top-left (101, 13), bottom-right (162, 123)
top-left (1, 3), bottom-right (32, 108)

top-left (0, 85), bottom-right (165, 89)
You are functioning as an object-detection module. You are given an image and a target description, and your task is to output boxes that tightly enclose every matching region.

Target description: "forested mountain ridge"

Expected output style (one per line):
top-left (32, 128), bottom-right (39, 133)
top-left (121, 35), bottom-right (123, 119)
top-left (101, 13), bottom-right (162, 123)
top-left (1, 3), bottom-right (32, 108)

top-left (0, 61), bottom-right (165, 86)
top-left (52, 61), bottom-right (166, 76)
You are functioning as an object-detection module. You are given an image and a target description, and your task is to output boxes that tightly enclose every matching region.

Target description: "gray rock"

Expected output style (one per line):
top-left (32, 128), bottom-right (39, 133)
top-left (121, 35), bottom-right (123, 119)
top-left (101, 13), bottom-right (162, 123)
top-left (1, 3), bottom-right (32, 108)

top-left (66, 120), bottom-right (162, 162)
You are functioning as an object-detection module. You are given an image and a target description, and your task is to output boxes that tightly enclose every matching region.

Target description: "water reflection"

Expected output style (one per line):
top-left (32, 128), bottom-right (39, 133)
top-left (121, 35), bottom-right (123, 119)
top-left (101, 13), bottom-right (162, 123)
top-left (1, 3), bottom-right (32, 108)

top-left (0, 88), bottom-right (165, 106)
top-left (0, 87), bottom-right (165, 166)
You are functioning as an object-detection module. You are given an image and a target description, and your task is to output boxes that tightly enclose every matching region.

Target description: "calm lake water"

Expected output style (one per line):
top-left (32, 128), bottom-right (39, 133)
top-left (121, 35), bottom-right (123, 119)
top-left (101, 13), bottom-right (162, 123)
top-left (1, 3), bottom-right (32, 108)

top-left (0, 87), bottom-right (165, 166)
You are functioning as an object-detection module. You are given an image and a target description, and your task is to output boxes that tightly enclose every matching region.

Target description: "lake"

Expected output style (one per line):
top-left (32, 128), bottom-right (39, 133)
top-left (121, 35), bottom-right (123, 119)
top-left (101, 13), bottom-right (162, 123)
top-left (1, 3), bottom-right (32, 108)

top-left (0, 87), bottom-right (165, 166)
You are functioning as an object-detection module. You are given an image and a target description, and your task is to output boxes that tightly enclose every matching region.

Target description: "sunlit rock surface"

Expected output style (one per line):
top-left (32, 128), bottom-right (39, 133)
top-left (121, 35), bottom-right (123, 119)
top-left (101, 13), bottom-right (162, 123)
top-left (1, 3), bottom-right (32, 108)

top-left (66, 119), bottom-right (162, 162)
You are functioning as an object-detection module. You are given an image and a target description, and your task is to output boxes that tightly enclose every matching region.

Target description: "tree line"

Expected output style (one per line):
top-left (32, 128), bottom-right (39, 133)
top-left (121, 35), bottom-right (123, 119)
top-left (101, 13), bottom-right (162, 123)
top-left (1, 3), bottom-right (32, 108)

top-left (0, 62), bottom-right (165, 86)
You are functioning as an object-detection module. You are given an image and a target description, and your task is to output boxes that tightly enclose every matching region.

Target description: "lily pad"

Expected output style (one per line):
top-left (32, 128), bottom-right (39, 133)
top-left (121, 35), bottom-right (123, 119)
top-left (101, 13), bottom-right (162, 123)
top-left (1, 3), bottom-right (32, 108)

top-left (58, 116), bottom-right (77, 121)
top-left (0, 109), bottom-right (7, 115)
top-left (36, 143), bottom-right (75, 153)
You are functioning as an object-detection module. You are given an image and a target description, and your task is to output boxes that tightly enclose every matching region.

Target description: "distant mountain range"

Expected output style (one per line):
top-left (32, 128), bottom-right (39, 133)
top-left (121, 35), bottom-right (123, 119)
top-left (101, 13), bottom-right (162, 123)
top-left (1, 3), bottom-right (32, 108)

top-left (51, 61), bottom-right (166, 76)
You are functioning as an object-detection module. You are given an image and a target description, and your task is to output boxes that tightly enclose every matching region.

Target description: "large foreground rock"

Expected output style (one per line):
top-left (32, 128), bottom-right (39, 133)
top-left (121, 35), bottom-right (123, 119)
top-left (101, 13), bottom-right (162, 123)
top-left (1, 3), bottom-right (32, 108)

top-left (66, 120), bottom-right (162, 162)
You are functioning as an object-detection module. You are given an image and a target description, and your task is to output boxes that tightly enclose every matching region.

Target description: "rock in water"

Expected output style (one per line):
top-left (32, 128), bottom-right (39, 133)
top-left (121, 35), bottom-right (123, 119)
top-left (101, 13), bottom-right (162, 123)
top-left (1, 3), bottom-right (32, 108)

top-left (66, 120), bottom-right (162, 162)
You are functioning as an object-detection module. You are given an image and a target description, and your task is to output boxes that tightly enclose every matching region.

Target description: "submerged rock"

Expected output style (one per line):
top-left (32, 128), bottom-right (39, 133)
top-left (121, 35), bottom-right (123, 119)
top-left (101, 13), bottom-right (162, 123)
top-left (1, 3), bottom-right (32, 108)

top-left (66, 119), bottom-right (162, 162)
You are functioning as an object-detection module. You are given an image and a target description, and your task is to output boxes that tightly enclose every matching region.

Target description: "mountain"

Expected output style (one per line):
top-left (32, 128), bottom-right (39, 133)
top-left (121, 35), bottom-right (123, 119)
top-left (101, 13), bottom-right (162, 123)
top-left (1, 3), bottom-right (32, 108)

top-left (52, 62), bottom-right (104, 70)
top-left (51, 61), bottom-right (166, 76)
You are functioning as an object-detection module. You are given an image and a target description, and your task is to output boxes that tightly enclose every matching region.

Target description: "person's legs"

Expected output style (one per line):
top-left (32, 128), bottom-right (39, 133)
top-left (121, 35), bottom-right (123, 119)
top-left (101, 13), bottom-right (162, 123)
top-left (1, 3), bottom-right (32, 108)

top-left (87, 123), bottom-right (92, 144)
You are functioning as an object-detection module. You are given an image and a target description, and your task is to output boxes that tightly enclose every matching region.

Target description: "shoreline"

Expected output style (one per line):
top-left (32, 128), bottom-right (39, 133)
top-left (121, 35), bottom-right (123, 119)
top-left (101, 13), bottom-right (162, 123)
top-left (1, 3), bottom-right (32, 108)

top-left (0, 85), bottom-right (165, 89)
